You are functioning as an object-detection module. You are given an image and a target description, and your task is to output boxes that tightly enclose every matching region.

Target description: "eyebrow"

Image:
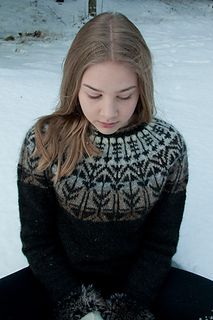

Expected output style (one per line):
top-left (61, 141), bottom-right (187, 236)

top-left (82, 84), bottom-right (137, 93)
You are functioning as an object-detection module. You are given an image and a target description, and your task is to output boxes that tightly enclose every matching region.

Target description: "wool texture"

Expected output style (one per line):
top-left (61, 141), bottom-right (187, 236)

top-left (198, 309), bottom-right (213, 320)
top-left (102, 293), bottom-right (155, 320)
top-left (17, 117), bottom-right (188, 319)
top-left (54, 285), bottom-right (105, 320)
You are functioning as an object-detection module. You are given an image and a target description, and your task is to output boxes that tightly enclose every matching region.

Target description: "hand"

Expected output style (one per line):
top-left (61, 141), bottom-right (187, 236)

top-left (81, 311), bottom-right (104, 320)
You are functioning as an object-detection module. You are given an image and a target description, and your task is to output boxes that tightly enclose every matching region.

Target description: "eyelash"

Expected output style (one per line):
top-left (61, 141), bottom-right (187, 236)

top-left (88, 95), bottom-right (132, 100)
top-left (118, 96), bottom-right (132, 100)
top-left (88, 95), bottom-right (101, 99)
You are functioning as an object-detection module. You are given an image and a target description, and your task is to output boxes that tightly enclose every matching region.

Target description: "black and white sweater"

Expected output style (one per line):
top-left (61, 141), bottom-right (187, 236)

top-left (17, 118), bottom-right (188, 320)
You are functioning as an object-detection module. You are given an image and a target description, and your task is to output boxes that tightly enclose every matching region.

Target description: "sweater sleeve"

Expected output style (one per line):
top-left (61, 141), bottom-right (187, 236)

top-left (102, 135), bottom-right (188, 319)
top-left (125, 136), bottom-right (188, 308)
top-left (17, 127), bottom-right (105, 319)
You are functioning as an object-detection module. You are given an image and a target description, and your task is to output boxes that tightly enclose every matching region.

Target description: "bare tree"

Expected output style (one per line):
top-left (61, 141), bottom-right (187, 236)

top-left (88, 0), bottom-right (96, 16)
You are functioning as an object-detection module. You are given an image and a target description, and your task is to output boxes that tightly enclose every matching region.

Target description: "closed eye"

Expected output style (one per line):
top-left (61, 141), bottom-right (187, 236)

top-left (87, 94), bottom-right (132, 100)
top-left (88, 94), bottom-right (102, 99)
top-left (117, 95), bottom-right (132, 100)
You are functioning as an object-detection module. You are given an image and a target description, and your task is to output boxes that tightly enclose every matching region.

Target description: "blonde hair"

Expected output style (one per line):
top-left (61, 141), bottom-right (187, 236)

top-left (35, 12), bottom-right (155, 182)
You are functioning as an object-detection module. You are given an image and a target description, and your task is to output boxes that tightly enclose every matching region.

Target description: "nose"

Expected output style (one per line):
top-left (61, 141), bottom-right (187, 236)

top-left (100, 98), bottom-right (118, 120)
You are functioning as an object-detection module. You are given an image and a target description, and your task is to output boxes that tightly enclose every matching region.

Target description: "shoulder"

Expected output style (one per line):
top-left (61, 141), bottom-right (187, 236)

top-left (18, 124), bottom-right (51, 185)
top-left (146, 117), bottom-right (187, 154)
top-left (21, 122), bottom-right (49, 155)
top-left (137, 118), bottom-right (188, 171)
top-left (21, 125), bottom-right (36, 154)
top-left (18, 125), bottom-right (38, 177)
top-left (19, 121), bottom-right (45, 164)
top-left (149, 117), bottom-right (184, 138)
top-left (18, 125), bottom-right (37, 164)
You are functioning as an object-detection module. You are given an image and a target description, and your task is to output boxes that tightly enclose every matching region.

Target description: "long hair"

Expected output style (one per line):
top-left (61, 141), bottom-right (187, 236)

top-left (34, 12), bottom-right (155, 182)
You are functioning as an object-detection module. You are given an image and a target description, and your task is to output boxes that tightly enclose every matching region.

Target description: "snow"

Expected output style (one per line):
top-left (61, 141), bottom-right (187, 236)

top-left (0, 0), bottom-right (213, 280)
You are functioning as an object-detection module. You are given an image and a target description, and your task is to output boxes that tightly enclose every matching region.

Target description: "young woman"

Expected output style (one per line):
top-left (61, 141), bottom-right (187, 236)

top-left (1, 12), bottom-right (213, 320)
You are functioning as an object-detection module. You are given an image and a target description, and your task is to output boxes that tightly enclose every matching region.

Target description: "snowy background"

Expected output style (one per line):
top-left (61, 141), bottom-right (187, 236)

top-left (0, 0), bottom-right (213, 280)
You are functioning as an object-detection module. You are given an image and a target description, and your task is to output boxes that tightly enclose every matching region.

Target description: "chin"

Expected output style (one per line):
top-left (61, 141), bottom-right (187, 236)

top-left (93, 122), bottom-right (122, 135)
top-left (97, 127), bottom-right (119, 135)
top-left (98, 126), bottom-right (121, 135)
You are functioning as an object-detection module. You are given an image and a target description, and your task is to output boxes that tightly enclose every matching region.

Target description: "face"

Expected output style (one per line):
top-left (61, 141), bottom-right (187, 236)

top-left (78, 61), bottom-right (139, 134)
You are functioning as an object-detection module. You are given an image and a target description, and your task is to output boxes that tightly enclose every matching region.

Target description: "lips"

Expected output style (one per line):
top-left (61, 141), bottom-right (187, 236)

top-left (99, 121), bottom-right (118, 128)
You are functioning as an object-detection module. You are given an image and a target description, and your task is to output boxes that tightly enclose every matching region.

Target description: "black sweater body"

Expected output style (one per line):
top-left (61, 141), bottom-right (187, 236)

top-left (18, 118), bottom-right (188, 319)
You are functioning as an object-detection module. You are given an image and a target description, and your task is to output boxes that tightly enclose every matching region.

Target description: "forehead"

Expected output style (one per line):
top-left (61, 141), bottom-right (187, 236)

top-left (81, 61), bottom-right (138, 90)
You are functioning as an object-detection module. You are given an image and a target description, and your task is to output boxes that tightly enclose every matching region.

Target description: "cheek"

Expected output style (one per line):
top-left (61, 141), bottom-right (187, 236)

top-left (123, 98), bottom-right (138, 116)
top-left (78, 91), bottom-right (85, 108)
top-left (78, 93), bottom-right (88, 111)
top-left (78, 94), bottom-right (95, 118)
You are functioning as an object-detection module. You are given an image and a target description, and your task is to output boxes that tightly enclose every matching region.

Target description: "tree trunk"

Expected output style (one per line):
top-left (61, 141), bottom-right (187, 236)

top-left (88, 0), bottom-right (96, 16)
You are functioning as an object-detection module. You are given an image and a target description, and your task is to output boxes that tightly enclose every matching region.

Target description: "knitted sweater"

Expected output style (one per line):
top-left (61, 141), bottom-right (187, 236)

top-left (17, 117), bottom-right (188, 320)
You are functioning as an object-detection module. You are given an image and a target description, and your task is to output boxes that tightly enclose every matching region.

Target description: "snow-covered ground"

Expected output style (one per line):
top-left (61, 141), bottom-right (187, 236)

top-left (0, 0), bottom-right (213, 280)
